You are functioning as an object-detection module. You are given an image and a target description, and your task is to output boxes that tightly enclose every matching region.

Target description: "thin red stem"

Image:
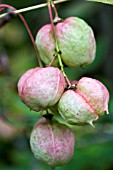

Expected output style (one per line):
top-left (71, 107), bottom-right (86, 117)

top-left (0, 7), bottom-right (4, 12)
top-left (0, 4), bottom-right (43, 68)
top-left (47, 1), bottom-right (56, 42)
top-left (51, 2), bottom-right (59, 18)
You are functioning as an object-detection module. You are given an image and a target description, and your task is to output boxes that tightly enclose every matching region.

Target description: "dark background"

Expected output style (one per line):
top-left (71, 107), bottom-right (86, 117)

top-left (0, 0), bottom-right (113, 170)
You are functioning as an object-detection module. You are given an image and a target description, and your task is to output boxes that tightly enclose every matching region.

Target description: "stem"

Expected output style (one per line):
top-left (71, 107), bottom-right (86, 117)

top-left (51, 2), bottom-right (59, 18)
top-left (0, 4), bottom-right (43, 67)
top-left (52, 1), bottom-right (63, 24)
top-left (47, 0), bottom-right (71, 87)
top-left (0, 7), bottom-right (4, 12)
top-left (55, 41), bottom-right (64, 74)
top-left (47, 1), bottom-right (56, 42)
top-left (0, 0), bottom-right (70, 19)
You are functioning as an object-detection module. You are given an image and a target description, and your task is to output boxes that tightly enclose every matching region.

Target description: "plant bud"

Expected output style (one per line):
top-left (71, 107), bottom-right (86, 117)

top-left (58, 77), bottom-right (109, 127)
top-left (18, 67), bottom-right (65, 112)
top-left (30, 118), bottom-right (75, 167)
top-left (35, 17), bottom-right (96, 67)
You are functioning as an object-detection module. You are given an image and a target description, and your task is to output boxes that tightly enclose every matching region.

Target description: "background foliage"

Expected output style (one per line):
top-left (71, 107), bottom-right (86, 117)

top-left (87, 0), bottom-right (113, 5)
top-left (0, 0), bottom-right (113, 170)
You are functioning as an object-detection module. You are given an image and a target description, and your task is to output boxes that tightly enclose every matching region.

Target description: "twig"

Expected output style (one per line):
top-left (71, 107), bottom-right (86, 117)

top-left (0, 0), bottom-right (70, 19)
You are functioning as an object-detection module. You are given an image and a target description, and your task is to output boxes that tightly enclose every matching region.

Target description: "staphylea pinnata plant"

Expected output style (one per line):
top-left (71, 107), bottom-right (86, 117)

top-left (0, 0), bottom-right (110, 170)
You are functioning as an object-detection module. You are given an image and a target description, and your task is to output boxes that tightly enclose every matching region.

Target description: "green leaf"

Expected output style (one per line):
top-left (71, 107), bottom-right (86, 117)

top-left (86, 0), bottom-right (113, 5)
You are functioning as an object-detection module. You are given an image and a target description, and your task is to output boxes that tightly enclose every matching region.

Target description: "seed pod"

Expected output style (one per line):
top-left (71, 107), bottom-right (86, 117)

top-left (18, 67), bottom-right (65, 112)
top-left (30, 118), bottom-right (75, 167)
top-left (58, 77), bottom-right (109, 127)
top-left (76, 77), bottom-right (109, 116)
top-left (35, 17), bottom-right (96, 67)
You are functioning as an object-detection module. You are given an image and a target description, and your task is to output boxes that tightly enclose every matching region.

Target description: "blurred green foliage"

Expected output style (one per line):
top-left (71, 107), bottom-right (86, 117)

top-left (87, 0), bottom-right (113, 5)
top-left (0, 0), bottom-right (113, 170)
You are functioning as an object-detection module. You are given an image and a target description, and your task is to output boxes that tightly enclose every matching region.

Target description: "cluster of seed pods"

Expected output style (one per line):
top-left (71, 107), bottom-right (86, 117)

top-left (18, 16), bottom-right (109, 168)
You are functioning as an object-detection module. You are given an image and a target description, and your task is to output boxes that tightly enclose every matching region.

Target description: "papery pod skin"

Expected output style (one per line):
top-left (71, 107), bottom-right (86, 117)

top-left (58, 90), bottom-right (99, 126)
top-left (35, 17), bottom-right (96, 67)
top-left (18, 67), bottom-right (65, 112)
top-left (76, 77), bottom-right (109, 116)
top-left (30, 118), bottom-right (75, 167)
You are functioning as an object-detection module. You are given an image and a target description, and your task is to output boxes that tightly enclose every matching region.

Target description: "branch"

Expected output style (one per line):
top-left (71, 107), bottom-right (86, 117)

top-left (0, 0), bottom-right (70, 19)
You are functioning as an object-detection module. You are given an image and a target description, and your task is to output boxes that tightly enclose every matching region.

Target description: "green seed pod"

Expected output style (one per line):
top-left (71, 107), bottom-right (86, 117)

top-left (58, 77), bottom-right (109, 127)
top-left (35, 17), bottom-right (96, 67)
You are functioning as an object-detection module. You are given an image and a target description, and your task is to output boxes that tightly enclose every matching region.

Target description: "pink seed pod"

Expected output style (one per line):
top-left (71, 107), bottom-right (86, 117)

top-left (76, 77), bottom-right (109, 116)
top-left (30, 118), bottom-right (75, 167)
top-left (35, 17), bottom-right (96, 67)
top-left (18, 67), bottom-right (66, 112)
top-left (58, 77), bottom-right (109, 127)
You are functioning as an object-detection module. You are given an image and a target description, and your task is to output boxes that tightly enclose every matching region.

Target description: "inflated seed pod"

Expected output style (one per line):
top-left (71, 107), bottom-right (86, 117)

top-left (76, 77), bottom-right (109, 116)
top-left (18, 67), bottom-right (65, 112)
top-left (35, 17), bottom-right (96, 67)
top-left (30, 118), bottom-right (75, 167)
